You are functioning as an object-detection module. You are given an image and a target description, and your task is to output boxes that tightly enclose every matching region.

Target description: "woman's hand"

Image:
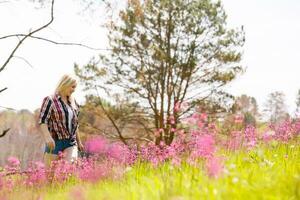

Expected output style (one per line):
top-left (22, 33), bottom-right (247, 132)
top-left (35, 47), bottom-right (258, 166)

top-left (78, 142), bottom-right (84, 152)
top-left (40, 124), bottom-right (55, 150)
top-left (46, 137), bottom-right (55, 150)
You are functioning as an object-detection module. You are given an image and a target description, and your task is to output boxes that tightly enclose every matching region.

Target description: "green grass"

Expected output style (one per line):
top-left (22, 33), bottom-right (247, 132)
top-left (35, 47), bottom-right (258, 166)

top-left (5, 144), bottom-right (300, 200)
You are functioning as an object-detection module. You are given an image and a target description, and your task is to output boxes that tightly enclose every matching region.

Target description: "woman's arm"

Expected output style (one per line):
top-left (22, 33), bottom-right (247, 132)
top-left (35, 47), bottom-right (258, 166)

top-left (76, 131), bottom-right (84, 151)
top-left (38, 96), bottom-right (55, 150)
top-left (40, 124), bottom-right (55, 150)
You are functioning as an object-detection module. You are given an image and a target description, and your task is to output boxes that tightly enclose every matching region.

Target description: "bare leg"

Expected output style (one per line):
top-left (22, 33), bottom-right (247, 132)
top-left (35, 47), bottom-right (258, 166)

top-left (63, 145), bottom-right (78, 163)
top-left (44, 153), bottom-right (58, 168)
top-left (43, 153), bottom-right (58, 183)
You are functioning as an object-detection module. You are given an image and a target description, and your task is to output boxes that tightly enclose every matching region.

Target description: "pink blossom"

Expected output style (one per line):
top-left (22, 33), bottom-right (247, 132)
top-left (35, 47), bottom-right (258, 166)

top-left (77, 161), bottom-right (110, 183)
top-left (107, 143), bottom-right (133, 164)
top-left (190, 134), bottom-right (215, 159)
top-left (271, 120), bottom-right (294, 142)
top-left (5, 156), bottom-right (20, 174)
top-left (7, 156), bottom-right (20, 167)
top-left (234, 114), bottom-right (244, 124)
top-left (226, 131), bottom-right (243, 150)
top-left (24, 161), bottom-right (47, 187)
top-left (244, 125), bottom-right (257, 149)
top-left (69, 186), bottom-right (86, 200)
top-left (261, 130), bottom-right (275, 142)
top-left (200, 113), bottom-right (207, 121)
top-left (85, 136), bottom-right (108, 155)
top-left (205, 156), bottom-right (224, 178)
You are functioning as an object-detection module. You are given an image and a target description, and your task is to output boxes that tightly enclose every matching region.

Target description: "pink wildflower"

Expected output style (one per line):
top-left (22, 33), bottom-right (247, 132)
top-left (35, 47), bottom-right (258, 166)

top-left (205, 156), bottom-right (224, 178)
top-left (234, 114), bottom-right (244, 124)
top-left (85, 136), bottom-right (108, 155)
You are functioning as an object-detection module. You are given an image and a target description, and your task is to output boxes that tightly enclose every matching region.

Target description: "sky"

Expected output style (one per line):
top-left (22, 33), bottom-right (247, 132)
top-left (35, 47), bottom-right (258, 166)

top-left (0, 0), bottom-right (300, 114)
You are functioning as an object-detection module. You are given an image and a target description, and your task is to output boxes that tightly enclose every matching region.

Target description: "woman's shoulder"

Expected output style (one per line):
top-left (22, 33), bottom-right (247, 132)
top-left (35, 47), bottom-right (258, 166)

top-left (42, 95), bottom-right (55, 102)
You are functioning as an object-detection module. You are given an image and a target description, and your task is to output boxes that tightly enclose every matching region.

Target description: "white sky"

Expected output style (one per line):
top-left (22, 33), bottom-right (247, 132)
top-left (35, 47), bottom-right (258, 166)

top-left (0, 0), bottom-right (300, 114)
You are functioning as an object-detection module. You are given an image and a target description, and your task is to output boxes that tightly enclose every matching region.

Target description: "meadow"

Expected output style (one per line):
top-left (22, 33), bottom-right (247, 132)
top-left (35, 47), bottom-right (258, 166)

top-left (0, 113), bottom-right (299, 200)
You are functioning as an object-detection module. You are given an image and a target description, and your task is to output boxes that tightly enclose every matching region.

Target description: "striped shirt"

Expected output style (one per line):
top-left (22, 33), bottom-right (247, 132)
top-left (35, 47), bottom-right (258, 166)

top-left (38, 94), bottom-right (79, 140)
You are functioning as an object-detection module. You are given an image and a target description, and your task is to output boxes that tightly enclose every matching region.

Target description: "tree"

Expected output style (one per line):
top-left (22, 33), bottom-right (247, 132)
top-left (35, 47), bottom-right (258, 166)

top-left (233, 94), bottom-right (259, 125)
top-left (78, 95), bottom-right (152, 144)
top-left (75, 0), bottom-right (245, 145)
top-left (263, 91), bottom-right (289, 124)
top-left (235, 95), bottom-right (259, 115)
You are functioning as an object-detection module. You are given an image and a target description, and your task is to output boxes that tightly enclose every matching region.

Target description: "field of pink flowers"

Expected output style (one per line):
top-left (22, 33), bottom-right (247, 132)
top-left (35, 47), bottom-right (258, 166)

top-left (0, 113), bottom-right (299, 200)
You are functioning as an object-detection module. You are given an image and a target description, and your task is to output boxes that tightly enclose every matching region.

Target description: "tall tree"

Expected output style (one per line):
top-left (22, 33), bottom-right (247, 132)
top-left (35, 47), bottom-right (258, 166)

top-left (75, 0), bottom-right (245, 145)
top-left (234, 94), bottom-right (259, 125)
top-left (264, 91), bottom-right (289, 124)
top-left (235, 95), bottom-right (259, 115)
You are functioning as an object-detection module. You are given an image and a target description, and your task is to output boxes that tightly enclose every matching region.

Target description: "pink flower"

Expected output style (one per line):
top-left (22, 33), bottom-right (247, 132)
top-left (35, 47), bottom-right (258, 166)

top-left (7, 156), bottom-right (20, 167)
top-left (171, 157), bottom-right (181, 167)
top-left (200, 113), bottom-right (207, 121)
top-left (78, 161), bottom-right (110, 183)
top-left (24, 161), bottom-right (47, 187)
top-left (5, 156), bottom-right (20, 174)
top-left (107, 143), bottom-right (132, 164)
top-left (234, 114), bottom-right (244, 124)
top-left (69, 186), bottom-right (86, 200)
top-left (227, 131), bottom-right (243, 150)
top-left (205, 156), bottom-right (224, 178)
top-left (244, 125), bottom-right (257, 149)
top-left (261, 130), bottom-right (275, 142)
top-left (85, 136), bottom-right (108, 155)
top-left (190, 134), bottom-right (215, 159)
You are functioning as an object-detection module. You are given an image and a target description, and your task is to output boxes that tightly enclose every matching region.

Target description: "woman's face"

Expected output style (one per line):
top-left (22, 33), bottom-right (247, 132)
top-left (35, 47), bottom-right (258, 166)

top-left (64, 83), bottom-right (77, 96)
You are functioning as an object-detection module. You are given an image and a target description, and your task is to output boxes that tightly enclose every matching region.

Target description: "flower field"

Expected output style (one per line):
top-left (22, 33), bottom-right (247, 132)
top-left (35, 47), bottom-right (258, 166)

top-left (0, 113), bottom-right (299, 200)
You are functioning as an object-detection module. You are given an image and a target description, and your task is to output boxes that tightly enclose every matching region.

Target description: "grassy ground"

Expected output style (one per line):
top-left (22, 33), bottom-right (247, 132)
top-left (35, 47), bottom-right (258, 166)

top-left (29, 143), bottom-right (299, 200)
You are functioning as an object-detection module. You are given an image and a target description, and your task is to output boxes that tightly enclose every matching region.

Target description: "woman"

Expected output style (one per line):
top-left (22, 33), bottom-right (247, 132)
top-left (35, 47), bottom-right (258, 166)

top-left (38, 74), bottom-right (84, 164)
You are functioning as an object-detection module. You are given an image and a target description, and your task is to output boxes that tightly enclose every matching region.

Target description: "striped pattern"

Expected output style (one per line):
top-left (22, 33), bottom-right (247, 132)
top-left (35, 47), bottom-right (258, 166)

top-left (39, 94), bottom-right (79, 140)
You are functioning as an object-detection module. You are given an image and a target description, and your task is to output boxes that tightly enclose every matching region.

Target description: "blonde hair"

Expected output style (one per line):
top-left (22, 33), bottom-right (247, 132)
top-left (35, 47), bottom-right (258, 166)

top-left (54, 74), bottom-right (77, 108)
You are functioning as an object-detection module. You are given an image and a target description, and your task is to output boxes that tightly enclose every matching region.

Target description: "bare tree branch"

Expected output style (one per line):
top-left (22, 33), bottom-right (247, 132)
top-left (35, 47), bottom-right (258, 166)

top-left (94, 87), bottom-right (128, 145)
top-left (0, 34), bottom-right (113, 51)
top-left (13, 56), bottom-right (35, 68)
top-left (0, 0), bottom-right (55, 73)
top-left (0, 87), bottom-right (8, 93)
top-left (0, 128), bottom-right (10, 138)
top-left (0, 105), bottom-right (16, 111)
top-left (81, 121), bottom-right (152, 143)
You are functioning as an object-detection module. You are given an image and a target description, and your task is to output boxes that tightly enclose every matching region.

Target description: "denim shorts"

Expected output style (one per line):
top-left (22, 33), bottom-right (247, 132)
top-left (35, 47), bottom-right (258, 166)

top-left (45, 138), bottom-right (76, 155)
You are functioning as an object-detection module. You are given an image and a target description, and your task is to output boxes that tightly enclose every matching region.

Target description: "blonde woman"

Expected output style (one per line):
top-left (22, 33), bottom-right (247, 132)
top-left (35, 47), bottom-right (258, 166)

top-left (38, 74), bottom-right (83, 164)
